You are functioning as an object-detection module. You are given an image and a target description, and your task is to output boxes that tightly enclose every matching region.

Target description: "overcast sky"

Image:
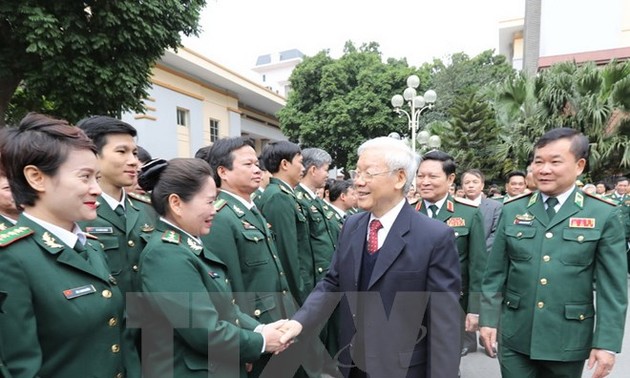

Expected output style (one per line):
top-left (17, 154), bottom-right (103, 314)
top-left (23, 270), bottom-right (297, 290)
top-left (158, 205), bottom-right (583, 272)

top-left (182, 0), bottom-right (524, 79)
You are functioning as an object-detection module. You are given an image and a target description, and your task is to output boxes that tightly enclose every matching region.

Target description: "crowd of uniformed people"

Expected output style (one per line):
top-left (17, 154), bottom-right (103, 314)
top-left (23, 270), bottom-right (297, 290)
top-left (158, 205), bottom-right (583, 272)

top-left (0, 112), bottom-right (628, 378)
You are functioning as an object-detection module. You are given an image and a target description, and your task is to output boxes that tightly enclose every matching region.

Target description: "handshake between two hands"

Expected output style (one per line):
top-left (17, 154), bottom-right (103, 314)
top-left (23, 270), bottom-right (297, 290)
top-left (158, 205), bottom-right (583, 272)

top-left (260, 319), bottom-right (303, 354)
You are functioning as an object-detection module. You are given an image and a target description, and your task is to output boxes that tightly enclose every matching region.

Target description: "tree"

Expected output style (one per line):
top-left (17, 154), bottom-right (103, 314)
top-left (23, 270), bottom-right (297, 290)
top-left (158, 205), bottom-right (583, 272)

top-left (278, 41), bottom-right (418, 169)
top-left (0, 0), bottom-right (206, 126)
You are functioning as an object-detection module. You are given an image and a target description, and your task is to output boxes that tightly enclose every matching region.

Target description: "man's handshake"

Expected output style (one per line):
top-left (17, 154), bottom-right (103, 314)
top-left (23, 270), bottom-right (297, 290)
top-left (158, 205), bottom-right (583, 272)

top-left (260, 319), bottom-right (304, 354)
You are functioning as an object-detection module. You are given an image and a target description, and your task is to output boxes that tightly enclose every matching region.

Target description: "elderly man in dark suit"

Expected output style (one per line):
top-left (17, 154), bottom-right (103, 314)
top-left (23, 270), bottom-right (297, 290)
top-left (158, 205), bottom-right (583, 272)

top-left (277, 137), bottom-right (462, 378)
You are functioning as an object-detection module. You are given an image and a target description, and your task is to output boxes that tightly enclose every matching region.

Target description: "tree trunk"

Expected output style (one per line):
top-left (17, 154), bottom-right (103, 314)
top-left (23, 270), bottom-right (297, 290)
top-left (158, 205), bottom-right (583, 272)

top-left (0, 75), bottom-right (21, 128)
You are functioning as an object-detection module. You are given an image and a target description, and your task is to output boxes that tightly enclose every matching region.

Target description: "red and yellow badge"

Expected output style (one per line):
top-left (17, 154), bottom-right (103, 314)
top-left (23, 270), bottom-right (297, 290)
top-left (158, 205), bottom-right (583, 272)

top-left (446, 217), bottom-right (466, 227)
top-left (569, 217), bottom-right (596, 228)
top-left (446, 200), bottom-right (454, 212)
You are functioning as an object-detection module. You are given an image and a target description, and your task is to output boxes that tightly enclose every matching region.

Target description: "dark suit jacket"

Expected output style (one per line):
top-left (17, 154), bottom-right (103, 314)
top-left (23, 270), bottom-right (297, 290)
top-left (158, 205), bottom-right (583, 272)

top-left (293, 202), bottom-right (462, 378)
top-left (478, 197), bottom-right (502, 252)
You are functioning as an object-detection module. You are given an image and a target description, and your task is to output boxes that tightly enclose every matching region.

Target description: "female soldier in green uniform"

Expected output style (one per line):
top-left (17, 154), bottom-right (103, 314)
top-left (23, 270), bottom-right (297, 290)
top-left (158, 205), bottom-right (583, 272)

top-left (0, 113), bottom-right (138, 378)
top-left (136, 158), bottom-right (287, 377)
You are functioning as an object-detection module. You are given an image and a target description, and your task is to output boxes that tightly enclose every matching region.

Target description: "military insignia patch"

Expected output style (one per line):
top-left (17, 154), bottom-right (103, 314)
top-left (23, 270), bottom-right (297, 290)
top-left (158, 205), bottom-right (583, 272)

top-left (42, 232), bottom-right (63, 248)
top-left (208, 271), bottom-right (220, 279)
top-left (514, 213), bottom-right (535, 225)
top-left (84, 226), bottom-right (113, 234)
top-left (214, 199), bottom-right (227, 211)
top-left (325, 211), bottom-right (334, 219)
top-left (296, 191), bottom-right (304, 200)
top-left (232, 205), bottom-right (245, 216)
top-left (0, 223), bottom-right (7, 231)
top-left (141, 224), bottom-right (155, 232)
top-left (128, 192), bottom-right (152, 204)
top-left (446, 217), bottom-right (466, 227)
top-left (63, 284), bottom-right (96, 299)
top-left (446, 200), bottom-right (454, 212)
top-left (527, 192), bottom-right (539, 207)
top-left (161, 230), bottom-right (180, 244)
top-left (241, 221), bottom-right (257, 230)
top-left (0, 226), bottom-right (34, 247)
top-left (310, 205), bottom-right (318, 213)
top-left (574, 192), bottom-right (584, 208)
top-left (569, 217), bottom-right (595, 228)
top-left (187, 237), bottom-right (202, 251)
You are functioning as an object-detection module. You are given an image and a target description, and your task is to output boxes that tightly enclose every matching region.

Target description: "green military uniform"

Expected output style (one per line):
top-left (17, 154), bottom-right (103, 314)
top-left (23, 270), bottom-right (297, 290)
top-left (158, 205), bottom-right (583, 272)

top-left (0, 292), bottom-right (12, 378)
top-left (0, 215), bottom-right (15, 232)
top-left (328, 208), bottom-right (345, 244)
top-left (202, 192), bottom-right (297, 322)
top-left (255, 178), bottom-right (314, 305)
top-left (0, 215), bottom-right (138, 378)
top-left (139, 220), bottom-right (264, 378)
top-left (416, 195), bottom-right (487, 313)
top-left (250, 187), bottom-right (264, 203)
top-left (606, 192), bottom-right (630, 273)
top-left (481, 189), bottom-right (628, 375)
top-left (79, 191), bottom-right (157, 294)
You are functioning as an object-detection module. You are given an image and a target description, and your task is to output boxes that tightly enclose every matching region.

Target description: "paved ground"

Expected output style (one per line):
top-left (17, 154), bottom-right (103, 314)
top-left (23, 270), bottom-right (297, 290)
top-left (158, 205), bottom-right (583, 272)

top-left (460, 279), bottom-right (630, 377)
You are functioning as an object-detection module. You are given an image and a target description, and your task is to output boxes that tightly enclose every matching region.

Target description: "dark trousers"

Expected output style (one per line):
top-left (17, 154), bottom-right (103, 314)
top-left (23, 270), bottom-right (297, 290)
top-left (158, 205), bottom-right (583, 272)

top-left (499, 346), bottom-right (585, 378)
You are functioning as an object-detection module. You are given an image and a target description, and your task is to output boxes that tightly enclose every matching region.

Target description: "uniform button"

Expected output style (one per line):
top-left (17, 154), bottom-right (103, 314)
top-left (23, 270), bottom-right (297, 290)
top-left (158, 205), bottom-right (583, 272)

top-left (254, 309), bottom-right (261, 317)
top-left (545, 232), bottom-right (553, 239)
top-left (506, 301), bottom-right (511, 306)
top-left (235, 319), bottom-right (240, 326)
top-left (225, 278), bottom-right (229, 284)
top-left (454, 232), bottom-right (459, 237)
top-left (537, 301), bottom-right (544, 309)
top-left (108, 317), bottom-right (118, 327)
top-left (579, 314), bottom-right (585, 321)
top-left (111, 344), bottom-right (120, 353)
top-left (318, 267), bottom-right (323, 273)
top-left (128, 240), bottom-right (135, 247)
top-left (352, 313), bottom-right (356, 318)
top-left (116, 373), bottom-right (124, 378)
top-left (102, 290), bottom-right (112, 298)
top-left (279, 271), bottom-right (284, 276)
top-left (254, 237), bottom-right (259, 242)
top-left (282, 290), bottom-right (287, 295)
top-left (543, 255), bottom-right (551, 262)
top-left (516, 232), bottom-right (523, 238)
top-left (132, 265), bottom-right (139, 272)
top-left (577, 235), bottom-right (584, 242)
top-left (540, 278), bottom-right (548, 285)
top-left (273, 255), bottom-right (278, 259)
top-left (231, 298), bottom-right (236, 305)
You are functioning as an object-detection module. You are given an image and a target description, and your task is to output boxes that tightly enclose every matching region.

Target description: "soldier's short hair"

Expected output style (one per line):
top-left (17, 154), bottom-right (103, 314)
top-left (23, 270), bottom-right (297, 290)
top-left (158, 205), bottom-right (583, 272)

top-left (534, 127), bottom-right (589, 161)
top-left (201, 137), bottom-right (255, 187)
top-left (422, 150), bottom-right (456, 176)
top-left (301, 148), bottom-right (332, 172)
top-left (329, 179), bottom-right (353, 202)
top-left (76, 115), bottom-right (137, 154)
top-left (260, 141), bottom-right (301, 174)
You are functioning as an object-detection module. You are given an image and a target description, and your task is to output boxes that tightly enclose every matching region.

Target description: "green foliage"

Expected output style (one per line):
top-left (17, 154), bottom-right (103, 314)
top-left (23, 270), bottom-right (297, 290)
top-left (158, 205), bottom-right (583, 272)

top-left (0, 0), bottom-right (205, 125)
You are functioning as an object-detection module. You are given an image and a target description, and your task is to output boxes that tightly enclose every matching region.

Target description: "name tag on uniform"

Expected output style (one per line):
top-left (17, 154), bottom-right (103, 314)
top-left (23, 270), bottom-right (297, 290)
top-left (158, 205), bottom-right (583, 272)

top-left (569, 218), bottom-right (596, 228)
top-left (63, 285), bottom-right (96, 299)
top-left (84, 226), bottom-right (113, 234)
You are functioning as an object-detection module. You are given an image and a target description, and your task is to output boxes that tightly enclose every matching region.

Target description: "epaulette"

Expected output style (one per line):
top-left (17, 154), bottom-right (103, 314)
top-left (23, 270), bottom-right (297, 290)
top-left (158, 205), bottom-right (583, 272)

top-left (85, 232), bottom-right (99, 240)
top-left (583, 191), bottom-right (618, 206)
top-left (453, 196), bottom-right (478, 207)
top-left (214, 198), bottom-right (227, 211)
top-left (161, 230), bottom-right (181, 244)
top-left (0, 226), bottom-right (34, 247)
top-left (504, 192), bottom-right (532, 204)
top-left (128, 192), bottom-right (152, 204)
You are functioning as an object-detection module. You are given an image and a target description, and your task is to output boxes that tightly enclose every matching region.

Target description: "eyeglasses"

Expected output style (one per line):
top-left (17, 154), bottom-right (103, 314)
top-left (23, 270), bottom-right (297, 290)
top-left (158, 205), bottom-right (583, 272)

top-left (350, 169), bottom-right (397, 182)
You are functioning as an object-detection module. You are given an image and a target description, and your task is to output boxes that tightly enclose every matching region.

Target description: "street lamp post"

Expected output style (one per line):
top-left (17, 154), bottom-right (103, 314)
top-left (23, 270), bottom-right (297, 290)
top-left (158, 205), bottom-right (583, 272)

top-left (391, 75), bottom-right (437, 154)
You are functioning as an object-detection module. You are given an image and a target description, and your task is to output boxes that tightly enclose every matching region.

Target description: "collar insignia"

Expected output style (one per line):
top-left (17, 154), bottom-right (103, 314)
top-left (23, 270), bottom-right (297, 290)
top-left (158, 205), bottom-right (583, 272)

top-left (141, 224), bottom-right (154, 232)
top-left (42, 232), bottom-right (63, 248)
top-left (527, 192), bottom-right (538, 207)
top-left (569, 217), bottom-right (596, 228)
top-left (575, 192), bottom-right (584, 208)
top-left (232, 204), bottom-right (244, 216)
top-left (446, 200), bottom-right (454, 212)
top-left (187, 237), bottom-right (202, 251)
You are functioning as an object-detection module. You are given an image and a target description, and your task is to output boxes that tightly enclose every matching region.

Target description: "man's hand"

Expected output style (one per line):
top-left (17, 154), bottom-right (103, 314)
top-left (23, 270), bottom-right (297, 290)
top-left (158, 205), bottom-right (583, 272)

top-left (587, 349), bottom-right (615, 378)
top-left (278, 319), bottom-right (303, 344)
top-left (479, 326), bottom-right (497, 358)
top-left (261, 323), bottom-right (290, 354)
top-left (465, 314), bottom-right (479, 332)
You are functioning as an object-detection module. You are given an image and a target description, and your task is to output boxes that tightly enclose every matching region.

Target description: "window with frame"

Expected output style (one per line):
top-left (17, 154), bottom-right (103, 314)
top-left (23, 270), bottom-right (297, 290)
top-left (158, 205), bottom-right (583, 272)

top-left (176, 108), bottom-right (189, 127)
top-left (209, 118), bottom-right (219, 142)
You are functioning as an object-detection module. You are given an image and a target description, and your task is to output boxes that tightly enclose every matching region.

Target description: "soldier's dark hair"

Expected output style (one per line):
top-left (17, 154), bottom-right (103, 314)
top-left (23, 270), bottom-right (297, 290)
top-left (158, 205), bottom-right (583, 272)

top-left (76, 115), bottom-right (137, 154)
top-left (616, 176), bottom-right (628, 184)
top-left (421, 150), bottom-right (456, 176)
top-left (0, 113), bottom-right (97, 207)
top-left (194, 145), bottom-right (211, 161)
top-left (329, 179), bottom-right (353, 202)
top-left (200, 137), bottom-right (255, 188)
top-left (258, 155), bottom-right (267, 172)
top-left (506, 170), bottom-right (526, 183)
top-left (137, 145), bottom-right (152, 164)
top-left (260, 141), bottom-right (301, 174)
top-left (138, 158), bottom-right (213, 216)
top-left (534, 127), bottom-right (589, 161)
top-left (462, 169), bottom-right (485, 183)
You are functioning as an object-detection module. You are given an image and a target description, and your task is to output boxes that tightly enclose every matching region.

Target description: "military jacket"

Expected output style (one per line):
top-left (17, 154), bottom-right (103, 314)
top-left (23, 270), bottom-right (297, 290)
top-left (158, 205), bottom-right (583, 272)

top-left (295, 185), bottom-right (338, 282)
top-left (0, 215), bottom-right (15, 232)
top-left (202, 191), bottom-right (297, 324)
top-left (139, 220), bottom-right (263, 378)
top-left (255, 178), bottom-right (314, 305)
top-left (606, 193), bottom-right (630, 241)
top-left (0, 215), bottom-right (137, 378)
top-left (480, 189), bottom-right (628, 361)
top-left (78, 192), bottom-right (157, 294)
top-left (416, 195), bottom-right (487, 313)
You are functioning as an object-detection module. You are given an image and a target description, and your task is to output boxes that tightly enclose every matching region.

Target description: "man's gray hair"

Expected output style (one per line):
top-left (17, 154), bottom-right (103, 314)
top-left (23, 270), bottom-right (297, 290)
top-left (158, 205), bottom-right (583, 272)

top-left (302, 148), bottom-right (332, 171)
top-left (357, 137), bottom-right (419, 193)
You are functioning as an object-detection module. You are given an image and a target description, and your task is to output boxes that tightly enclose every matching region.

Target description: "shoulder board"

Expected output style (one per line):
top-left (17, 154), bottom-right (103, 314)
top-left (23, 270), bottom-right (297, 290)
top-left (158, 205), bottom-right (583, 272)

top-left (583, 191), bottom-right (618, 206)
top-left (453, 197), bottom-right (478, 207)
top-left (84, 232), bottom-right (99, 240)
top-left (0, 226), bottom-right (34, 247)
top-left (161, 230), bottom-right (181, 244)
top-left (504, 192), bottom-right (532, 204)
top-left (214, 198), bottom-right (227, 211)
top-left (128, 192), bottom-right (152, 204)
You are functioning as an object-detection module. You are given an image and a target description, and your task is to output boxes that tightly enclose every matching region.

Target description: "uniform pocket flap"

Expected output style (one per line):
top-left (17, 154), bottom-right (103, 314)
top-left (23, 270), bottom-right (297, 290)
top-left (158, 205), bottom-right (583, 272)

top-left (252, 294), bottom-right (277, 317)
top-left (505, 226), bottom-right (536, 239)
top-left (562, 229), bottom-right (601, 243)
top-left (564, 303), bottom-right (595, 320)
top-left (241, 230), bottom-right (266, 243)
top-left (453, 227), bottom-right (470, 237)
top-left (100, 237), bottom-right (120, 251)
top-left (504, 292), bottom-right (521, 309)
